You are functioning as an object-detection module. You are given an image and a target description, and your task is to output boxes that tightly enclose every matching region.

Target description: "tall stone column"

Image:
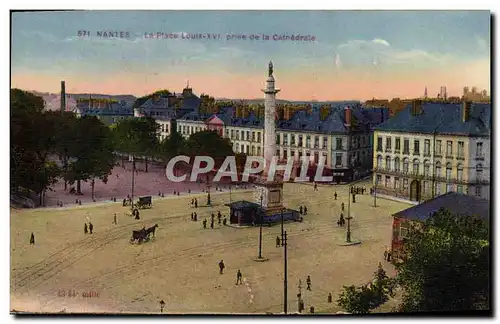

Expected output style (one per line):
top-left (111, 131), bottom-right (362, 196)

top-left (262, 61), bottom-right (280, 174)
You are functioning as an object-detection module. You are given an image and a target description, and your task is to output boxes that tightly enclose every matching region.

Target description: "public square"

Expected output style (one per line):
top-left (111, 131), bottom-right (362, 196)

top-left (10, 179), bottom-right (412, 314)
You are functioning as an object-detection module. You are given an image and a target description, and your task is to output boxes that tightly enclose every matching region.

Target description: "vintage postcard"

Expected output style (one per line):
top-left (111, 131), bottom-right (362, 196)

top-left (10, 10), bottom-right (491, 315)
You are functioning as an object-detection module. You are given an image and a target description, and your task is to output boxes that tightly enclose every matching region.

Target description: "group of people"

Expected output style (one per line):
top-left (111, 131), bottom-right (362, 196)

top-left (218, 260), bottom-right (243, 286)
top-left (157, 191), bottom-right (165, 198)
top-left (122, 195), bottom-right (132, 206)
top-left (191, 198), bottom-right (198, 208)
top-left (84, 222), bottom-right (94, 234)
top-left (202, 211), bottom-right (227, 229)
top-left (383, 249), bottom-right (392, 262)
top-left (299, 205), bottom-right (308, 215)
top-left (337, 213), bottom-right (345, 226)
top-left (350, 186), bottom-right (367, 195)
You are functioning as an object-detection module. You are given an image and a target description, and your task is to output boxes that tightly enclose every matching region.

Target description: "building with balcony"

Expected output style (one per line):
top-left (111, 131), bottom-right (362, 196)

top-left (163, 103), bottom-right (388, 183)
top-left (373, 100), bottom-right (491, 201)
top-left (391, 192), bottom-right (490, 261)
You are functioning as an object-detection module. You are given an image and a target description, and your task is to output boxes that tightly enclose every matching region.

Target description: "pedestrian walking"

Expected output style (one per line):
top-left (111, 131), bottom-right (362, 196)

top-left (306, 275), bottom-right (312, 291)
top-left (328, 293), bottom-right (332, 303)
top-left (219, 260), bottom-right (225, 274)
top-left (304, 206), bottom-right (308, 215)
top-left (29, 232), bottom-right (35, 245)
top-left (222, 217), bottom-right (227, 226)
top-left (89, 222), bottom-right (94, 234)
top-left (334, 192), bottom-right (337, 200)
top-left (384, 250), bottom-right (388, 261)
top-left (113, 213), bottom-right (117, 225)
top-left (84, 223), bottom-right (88, 234)
top-left (203, 219), bottom-right (207, 228)
top-left (210, 219), bottom-right (214, 229)
top-left (194, 212), bottom-right (198, 221)
top-left (191, 212), bottom-right (194, 221)
top-left (341, 202), bottom-right (345, 211)
top-left (236, 270), bottom-right (243, 285)
top-left (195, 198), bottom-right (198, 208)
top-left (314, 182), bottom-right (318, 191)
top-left (299, 206), bottom-right (303, 214)
top-left (191, 198), bottom-right (194, 206)
top-left (387, 251), bottom-right (392, 262)
top-left (276, 236), bottom-right (281, 247)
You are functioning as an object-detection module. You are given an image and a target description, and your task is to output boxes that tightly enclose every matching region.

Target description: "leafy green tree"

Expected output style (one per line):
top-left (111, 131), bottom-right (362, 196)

top-left (158, 130), bottom-right (186, 166)
top-left (184, 130), bottom-right (234, 165)
top-left (64, 116), bottom-right (115, 196)
top-left (11, 90), bottom-right (60, 205)
top-left (396, 208), bottom-right (490, 312)
top-left (337, 263), bottom-right (396, 314)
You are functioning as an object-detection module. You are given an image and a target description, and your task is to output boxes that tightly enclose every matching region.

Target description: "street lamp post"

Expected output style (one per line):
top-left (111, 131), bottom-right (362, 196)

top-left (159, 300), bottom-right (165, 313)
top-left (229, 183), bottom-right (232, 203)
top-left (131, 156), bottom-right (136, 210)
top-left (346, 185), bottom-right (352, 243)
top-left (258, 194), bottom-right (263, 259)
top-left (373, 173), bottom-right (378, 208)
top-left (281, 208), bottom-right (284, 239)
top-left (283, 230), bottom-right (288, 314)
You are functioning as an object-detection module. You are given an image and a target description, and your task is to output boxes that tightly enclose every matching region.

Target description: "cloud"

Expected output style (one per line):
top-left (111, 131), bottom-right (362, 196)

top-left (338, 38), bottom-right (391, 49)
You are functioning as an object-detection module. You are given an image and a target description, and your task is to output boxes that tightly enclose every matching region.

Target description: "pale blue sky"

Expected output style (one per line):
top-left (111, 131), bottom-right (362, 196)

top-left (11, 10), bottom-right (491, 100)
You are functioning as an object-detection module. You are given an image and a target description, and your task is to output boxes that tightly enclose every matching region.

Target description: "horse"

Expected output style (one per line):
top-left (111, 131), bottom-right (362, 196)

top-left (145, 224), bottom-right (159, 238)
top-left (130, 228), bottom-right (147, 244)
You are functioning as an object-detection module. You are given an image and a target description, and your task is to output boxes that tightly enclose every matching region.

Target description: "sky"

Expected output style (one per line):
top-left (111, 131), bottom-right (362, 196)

top-left (11, 10), bottom-right (491, 101)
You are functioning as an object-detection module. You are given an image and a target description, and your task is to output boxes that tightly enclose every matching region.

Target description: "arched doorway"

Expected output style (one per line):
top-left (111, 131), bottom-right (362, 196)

top-left (410, 180), bottom-right (421, 202)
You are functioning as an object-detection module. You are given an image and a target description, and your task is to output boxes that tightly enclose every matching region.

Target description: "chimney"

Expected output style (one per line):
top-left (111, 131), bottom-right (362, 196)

top-left (462, 100), bottom-right (472, 122)
top-left (60, 81), bottom-right (66, 112)
top-left (344, 107), bottom-right (352, 126)
top-left (411, 99), bottom-right (422, 116)
top-left (380, 107), bottom-right (385, 123)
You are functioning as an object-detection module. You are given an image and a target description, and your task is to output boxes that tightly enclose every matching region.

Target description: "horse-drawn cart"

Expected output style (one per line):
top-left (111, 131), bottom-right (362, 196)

top-left (136, 196), bottom-right (152, 209)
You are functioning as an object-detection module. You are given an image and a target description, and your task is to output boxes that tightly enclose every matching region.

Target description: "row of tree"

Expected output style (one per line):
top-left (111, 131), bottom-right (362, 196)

top-left (11, 89), bottom-right (242, 205)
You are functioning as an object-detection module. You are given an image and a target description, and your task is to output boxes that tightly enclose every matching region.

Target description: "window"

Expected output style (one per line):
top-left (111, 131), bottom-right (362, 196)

top-left (376, 174), bottom-right (382, 185)
top-left (283, 134), bottom-right (288, 146)
top-left (423, 181), bottom-right (429, 194)
top-left (377, 136), bottom-right (383, 152)
top-left (252, 131), bottom-right (255, 142)
top-left (446, 163), bottom-right (452, 180)
top-left (276, 134), bottom-right (280, 145)
top-left (424, 139), bottom-right (431, 156)
top-left (403, 178), bottom-right (409, 190)
top-left (475, 186), bottom-right (482, 197)
top-left (394, 157), bottom-right (400, 172)
top-left (291, 135), bottom-right (296, 146)
top-left (394, 177), bottom-right (400, 189)
top-left (476, 142), bottom-right (484, 158)
top-left (403, 158), bottom-right (409, 173)
top-left (435, 183), bottom-right (441, 195)
top-left (385, 176), bottom-right (390, 187)
top-left (314, 136), bottom-right (319, 148)
top-left (457, 185), bottom-right (463, 193)
top-left (386, 137), bottom-right (392, 151)
top-left (457, 164), bottom-right (463, 181)
top-left (306, 135), bottom-right (311, 148)
top-left (336, 138), bottom-right (343, 150)
top-left (231, 130), bottom-right (234, 138)
top-left (298, 135), bottom-right (303, 147)
top-left (413, 159), bottom-right (420, 175)
top-left (446, 141), bottom-right (453, 157)
top-left (335, 154), bottom-right (342, 166)
top-left (257, 146), bottom-right (261, 156)
top-left (236, 130), bottom-right (240, 140)
top-left (403, 139), bottom-right (410, 154)
top-left (476, 164), bottom-right (483, 181)
top-left (246, 145), bottom-right (249, 154)
top-left (323, 137), bottom-right (327, 149)
top-left (236, 143), bottom-right (240, 152)
top-left (447, 183), bottom-right (453, 193)
top-left (424, 160), bottom-right (430, 176)
top-left (435, 162), bottom-right (442, 178)
top-left (457, 141), bottom-right (464, 158)
top-left (257, 132), bottom-right (261, 143)
top-left (385, 156), bottom-right (391, 170)
top-left (246, 131), bottom-right (250, 141)
top-left (377, 155), bottom-right (383, 168)
top-left (395, 137), bottom-right (401, 152)
top-left (252, 146), bottom-right (255, 155)
top-left (435, 140), bottom-right (442, 156)
top-left (413, 140), bottom-right (420, 155)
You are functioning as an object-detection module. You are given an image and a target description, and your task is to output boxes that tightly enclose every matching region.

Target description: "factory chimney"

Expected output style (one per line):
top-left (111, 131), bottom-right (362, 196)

top-left (60, 81), bottom-right (66, 112)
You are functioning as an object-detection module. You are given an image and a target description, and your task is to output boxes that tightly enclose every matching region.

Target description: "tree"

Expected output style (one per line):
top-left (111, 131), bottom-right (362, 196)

top-left (396, 208), bottom-right (490, 312)
top-left (158, 130), bottom-right (185, 166)
top-left (64, 116), bottom-right (115, 196)
top-left (113, 117), bottom-right (159, 172)
top-left (11, 90), bottom-right (61, 205)
top-left (337, 263), bottom-right (396, 314)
